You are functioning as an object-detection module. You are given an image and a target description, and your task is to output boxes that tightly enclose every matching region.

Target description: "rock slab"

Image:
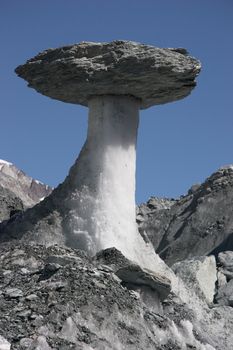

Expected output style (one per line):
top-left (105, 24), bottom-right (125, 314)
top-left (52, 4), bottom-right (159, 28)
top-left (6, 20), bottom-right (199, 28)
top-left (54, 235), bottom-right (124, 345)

top-left (15, 40), bottom-right (201, 109)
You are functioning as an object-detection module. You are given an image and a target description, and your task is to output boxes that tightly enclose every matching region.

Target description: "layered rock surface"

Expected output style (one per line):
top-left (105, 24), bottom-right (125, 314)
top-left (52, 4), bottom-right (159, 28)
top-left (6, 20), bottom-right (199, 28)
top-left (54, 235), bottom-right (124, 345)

top-left (15, 40), bottom-right (201, 109)
top-left (137, 166), bottom-right (233, 265)
top-left (0, 242), bottom-right (233, 350)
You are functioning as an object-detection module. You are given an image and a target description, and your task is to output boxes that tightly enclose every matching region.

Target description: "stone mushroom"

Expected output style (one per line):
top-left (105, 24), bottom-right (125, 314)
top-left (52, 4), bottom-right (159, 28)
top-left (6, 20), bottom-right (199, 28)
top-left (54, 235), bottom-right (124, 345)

top-left (11, 41), bottom-right (201, 270)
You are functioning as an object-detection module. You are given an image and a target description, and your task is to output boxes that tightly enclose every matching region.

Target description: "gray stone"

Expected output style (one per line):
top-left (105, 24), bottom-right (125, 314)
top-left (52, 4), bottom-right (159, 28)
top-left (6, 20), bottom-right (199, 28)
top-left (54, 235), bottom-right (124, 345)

top-left (188, 183), bottom-right (201, 195)
top-left (219, 269), bottom-right (233, 280)
top-left (17, 309), bottom-right (32, 318)
top-left (19, 338), bottom-right (33, 348)
top-left (217, 270), bottom-right (227, 288)
top-left (4, 287), bottom-right (24, 298)
top-left (45, 254), bottom-right (82, 266)
top-left (172, 256), bottom-right (217, 304)
top-left (28, 336), bottom-right (52, 350)
top-left (94, 247), bottom-right (170, 313)
top-left (218, 251), bottom-right (233, 270)
top-left (216, 279), bottom-right (233, 306)
top-left (15, 40), bottom-right (200, 109)
top-left (94, 247), bottom-right (132, 271)
top-left (26, 294), bottom-right (38, 301)
top-left (116, 263), bottom-right (171, 300)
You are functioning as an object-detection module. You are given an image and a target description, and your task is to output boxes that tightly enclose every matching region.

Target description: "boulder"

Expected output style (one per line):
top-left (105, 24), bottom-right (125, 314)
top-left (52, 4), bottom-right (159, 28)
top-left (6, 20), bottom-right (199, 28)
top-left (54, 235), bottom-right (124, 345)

top-left (215, 251), bottom-right (233, 306)
top-left (172, 256), bottom-right (217, 304)
top-left (94, 247), bottom-right (132, 271)
top-left (215, 279), bottom-right (233, 306)
top-left (218, 251), bottom-right (233, 271)
top-left (94, 247), bottom-right (171, 313)
top-left (217, 270), bottom-right (227, 288)
top-left (219, 269), bottom-right (233, 281)
top-left (116, 263), bottom-right (171, 301)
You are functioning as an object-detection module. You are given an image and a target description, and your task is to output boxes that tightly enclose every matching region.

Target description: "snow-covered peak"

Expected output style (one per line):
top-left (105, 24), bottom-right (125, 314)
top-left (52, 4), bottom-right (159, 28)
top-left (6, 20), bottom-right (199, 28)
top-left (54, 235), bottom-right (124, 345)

top-left (0, 159), bottom-right (13, 171)
top-left (0, 159), bottom-right (13, 166)
top-left (219, 164), bottom-right (233, 171)
top-left (0, 159), bottom-right (53, 207)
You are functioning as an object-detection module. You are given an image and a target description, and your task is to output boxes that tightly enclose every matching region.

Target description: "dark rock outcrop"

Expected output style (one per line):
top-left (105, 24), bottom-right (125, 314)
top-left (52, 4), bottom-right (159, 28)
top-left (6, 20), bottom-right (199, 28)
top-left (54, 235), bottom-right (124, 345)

top-left (215, 251), bottom-right (233, 306)
top-left (0, 185), bottom-right (24, 222)
top-left (137, 166), bottom-right (233, 265)
top-left (116, 264), bottom-right (171, 301)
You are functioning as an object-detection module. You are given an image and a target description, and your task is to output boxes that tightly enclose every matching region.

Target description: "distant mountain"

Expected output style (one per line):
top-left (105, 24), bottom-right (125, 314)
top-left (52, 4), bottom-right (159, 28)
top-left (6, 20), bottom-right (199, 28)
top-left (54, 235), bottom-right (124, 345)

top-left (0, 159), bottom-right (52, 222)
top-left (137, 165), bottom-right (233, 265)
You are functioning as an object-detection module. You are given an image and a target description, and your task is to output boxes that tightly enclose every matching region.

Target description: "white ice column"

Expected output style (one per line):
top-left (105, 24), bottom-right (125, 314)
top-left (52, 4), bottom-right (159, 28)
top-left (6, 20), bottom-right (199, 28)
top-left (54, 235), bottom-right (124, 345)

top-left (87, 96), bottom-right (139, 255)
top-left (66, 95), bottom-right (140, 258)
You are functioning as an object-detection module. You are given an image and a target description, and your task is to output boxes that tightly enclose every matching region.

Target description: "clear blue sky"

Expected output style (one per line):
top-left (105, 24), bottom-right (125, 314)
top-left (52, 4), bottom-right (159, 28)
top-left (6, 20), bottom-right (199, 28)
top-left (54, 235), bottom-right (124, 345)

top-left (1, 0), bottom-right (233, 204)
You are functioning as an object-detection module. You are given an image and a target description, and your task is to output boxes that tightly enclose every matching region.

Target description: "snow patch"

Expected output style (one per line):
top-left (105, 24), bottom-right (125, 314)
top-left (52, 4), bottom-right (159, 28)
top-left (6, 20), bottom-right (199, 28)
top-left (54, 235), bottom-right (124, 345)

top-left (0, 335), bottom-right (11, 350)
top-left (219, 164), bottom-right (233, 171)
top-left (169, 320), bottom-right (216, 350)
top-left (0, 159), bottom-right (12, 166)
top-left (0, 159), bottom-right (13, 171)
top-left (35, 179), bottom-right (43, 185)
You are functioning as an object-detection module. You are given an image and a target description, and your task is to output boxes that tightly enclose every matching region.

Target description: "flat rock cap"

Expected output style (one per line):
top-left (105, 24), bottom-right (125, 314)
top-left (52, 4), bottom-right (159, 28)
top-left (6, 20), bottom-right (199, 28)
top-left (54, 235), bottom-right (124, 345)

top-left (15, 40), bottom-right (201, 109)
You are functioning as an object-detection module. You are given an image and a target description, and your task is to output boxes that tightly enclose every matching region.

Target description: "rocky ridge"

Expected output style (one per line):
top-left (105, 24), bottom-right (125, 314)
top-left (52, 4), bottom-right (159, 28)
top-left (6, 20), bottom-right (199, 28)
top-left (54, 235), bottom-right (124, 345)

top-left (137, 165), bottom-right (233, 265)
top-left (0, 160), bottom-right (52, 209)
